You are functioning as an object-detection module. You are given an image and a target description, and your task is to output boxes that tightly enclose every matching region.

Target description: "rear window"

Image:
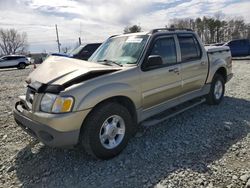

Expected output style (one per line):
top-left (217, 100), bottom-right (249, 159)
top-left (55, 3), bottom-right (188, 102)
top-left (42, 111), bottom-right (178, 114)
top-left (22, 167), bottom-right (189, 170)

top-left (178, 35), bottom-right (201, 62)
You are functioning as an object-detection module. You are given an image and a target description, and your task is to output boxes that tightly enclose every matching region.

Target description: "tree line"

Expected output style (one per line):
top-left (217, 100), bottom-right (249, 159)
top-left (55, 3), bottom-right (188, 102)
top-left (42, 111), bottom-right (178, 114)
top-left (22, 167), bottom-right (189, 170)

top-left (168, 16), bottom-right (250, 44)
top-left (124, 16), bottom-right (250, 44)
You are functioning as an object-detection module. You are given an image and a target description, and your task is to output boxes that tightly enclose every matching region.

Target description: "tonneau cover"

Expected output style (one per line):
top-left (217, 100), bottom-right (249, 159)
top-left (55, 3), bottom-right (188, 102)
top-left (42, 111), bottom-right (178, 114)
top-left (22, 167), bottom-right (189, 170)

top-left (205, 46), bottom-right (230, 53)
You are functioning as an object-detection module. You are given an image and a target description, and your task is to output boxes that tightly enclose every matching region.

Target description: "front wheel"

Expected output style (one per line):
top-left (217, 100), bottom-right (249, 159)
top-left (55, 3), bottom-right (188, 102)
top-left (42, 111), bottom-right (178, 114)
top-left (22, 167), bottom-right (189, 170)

top-left (206, 74), bottom-right (225, 105)
top-left (18, 63), bottom-right (26, 69)
top-left (80, 102), bottom-right (134, 159)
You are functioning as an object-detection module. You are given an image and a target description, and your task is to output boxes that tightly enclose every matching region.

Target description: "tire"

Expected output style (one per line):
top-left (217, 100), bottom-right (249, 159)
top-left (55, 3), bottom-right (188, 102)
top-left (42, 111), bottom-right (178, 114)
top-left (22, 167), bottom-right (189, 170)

top-left (18, 63), bottom-right (26, 69)
top-left (206, 73), bottom-right (225, 105)
top-left (80, 102), bottom-right (134, 159)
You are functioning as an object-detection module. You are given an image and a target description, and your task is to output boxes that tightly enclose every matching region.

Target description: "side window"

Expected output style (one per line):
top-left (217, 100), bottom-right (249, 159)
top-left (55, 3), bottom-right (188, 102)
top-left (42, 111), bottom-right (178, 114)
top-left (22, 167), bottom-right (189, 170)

top-left (178, 35), bottom-right (201, 62)
top-left (84, 44), bottom-right (98, 53)
top-left (93, 44), bottom-right (100, 50)
top-left (149, 37), bottom-right (177, 65)
top-left (9, 57), bottom-right (17, 60)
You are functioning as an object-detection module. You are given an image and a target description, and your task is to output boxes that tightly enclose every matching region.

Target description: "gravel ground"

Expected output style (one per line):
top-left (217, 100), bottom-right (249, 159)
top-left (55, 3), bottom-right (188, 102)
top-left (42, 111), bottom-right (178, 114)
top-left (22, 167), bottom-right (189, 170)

top-left (0, 60), bottom-right (250, 188)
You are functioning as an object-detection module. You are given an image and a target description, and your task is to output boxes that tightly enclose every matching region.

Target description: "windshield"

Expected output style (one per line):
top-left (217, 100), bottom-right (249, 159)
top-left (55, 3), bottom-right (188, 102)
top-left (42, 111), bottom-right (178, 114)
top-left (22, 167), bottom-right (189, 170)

top-left (89, 35), bottom-right (149, 65)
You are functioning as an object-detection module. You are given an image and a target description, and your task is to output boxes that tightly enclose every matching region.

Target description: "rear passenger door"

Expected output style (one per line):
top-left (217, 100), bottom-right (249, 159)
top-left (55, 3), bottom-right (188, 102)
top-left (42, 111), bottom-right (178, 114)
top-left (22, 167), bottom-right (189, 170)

top-left (141, 35), bottom-right (182, 109)
top-left (8, 57), bottom-right (19, 66)
top-left (177, 34), bottom-right (208, 93)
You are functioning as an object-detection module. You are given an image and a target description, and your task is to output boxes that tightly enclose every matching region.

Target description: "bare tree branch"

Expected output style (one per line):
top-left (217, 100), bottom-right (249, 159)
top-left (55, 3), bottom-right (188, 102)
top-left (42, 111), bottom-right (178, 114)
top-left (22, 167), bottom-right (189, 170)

top-left (0, 28), bottom-right (28, 55)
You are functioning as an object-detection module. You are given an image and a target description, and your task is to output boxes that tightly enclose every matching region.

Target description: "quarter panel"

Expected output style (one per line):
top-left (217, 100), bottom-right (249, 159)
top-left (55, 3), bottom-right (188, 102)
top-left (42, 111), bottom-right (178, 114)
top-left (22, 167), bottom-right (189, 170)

top-left (206, 54), bottom-right (229, 83)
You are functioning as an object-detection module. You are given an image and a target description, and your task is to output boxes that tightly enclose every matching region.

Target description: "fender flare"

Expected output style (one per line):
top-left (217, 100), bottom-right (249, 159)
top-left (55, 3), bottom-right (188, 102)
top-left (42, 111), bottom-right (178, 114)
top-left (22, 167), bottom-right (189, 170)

top-left (76, 82), bottom-right (140, 111)
top-left (206, 58), bottom-right (227, 83)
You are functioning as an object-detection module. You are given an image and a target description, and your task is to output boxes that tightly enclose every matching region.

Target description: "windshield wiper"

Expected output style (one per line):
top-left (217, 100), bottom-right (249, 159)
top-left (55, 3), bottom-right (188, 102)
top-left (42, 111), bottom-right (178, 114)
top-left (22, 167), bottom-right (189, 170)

top-left (97, 59), bottom-right (122, 67)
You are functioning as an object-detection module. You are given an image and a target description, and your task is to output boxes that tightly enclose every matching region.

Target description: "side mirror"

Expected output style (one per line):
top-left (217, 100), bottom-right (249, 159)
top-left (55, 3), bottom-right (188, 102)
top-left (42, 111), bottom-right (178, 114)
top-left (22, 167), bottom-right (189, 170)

top-left (147, 55), bottom-right (163, 67)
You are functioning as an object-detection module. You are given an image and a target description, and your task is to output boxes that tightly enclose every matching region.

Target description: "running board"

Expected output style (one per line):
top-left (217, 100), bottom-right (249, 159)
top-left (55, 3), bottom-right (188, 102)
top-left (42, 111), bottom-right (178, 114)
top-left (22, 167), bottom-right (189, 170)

top-left (141, 98), bottom-right (206, 128)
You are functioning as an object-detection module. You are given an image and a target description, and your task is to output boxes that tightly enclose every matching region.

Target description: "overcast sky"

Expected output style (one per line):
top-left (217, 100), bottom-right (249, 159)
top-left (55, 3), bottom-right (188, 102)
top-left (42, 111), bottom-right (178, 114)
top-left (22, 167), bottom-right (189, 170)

top-left (0, 0), bottom-right (249, 53)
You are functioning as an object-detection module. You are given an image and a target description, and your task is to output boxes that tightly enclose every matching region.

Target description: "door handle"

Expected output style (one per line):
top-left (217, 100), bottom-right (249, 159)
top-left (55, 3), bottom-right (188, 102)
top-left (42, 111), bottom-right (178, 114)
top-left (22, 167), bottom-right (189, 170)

top-left (201, 61), bottom-right (206, 65)
top-left (169, 67), bottom-right (179, 74)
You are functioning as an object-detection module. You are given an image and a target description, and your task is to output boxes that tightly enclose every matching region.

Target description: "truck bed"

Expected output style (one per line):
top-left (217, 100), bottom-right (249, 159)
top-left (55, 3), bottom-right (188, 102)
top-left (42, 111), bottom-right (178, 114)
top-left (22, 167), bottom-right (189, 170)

top-left (205, 46), bottom-right (230, 53)
top-left (205, 45), bottom-right (232, 83)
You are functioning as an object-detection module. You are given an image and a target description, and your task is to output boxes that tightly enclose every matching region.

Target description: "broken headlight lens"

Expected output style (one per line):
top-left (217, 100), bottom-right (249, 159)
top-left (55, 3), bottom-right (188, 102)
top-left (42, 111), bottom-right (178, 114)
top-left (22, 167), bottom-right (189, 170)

top-left (40, 93), bottom-right (74, 113)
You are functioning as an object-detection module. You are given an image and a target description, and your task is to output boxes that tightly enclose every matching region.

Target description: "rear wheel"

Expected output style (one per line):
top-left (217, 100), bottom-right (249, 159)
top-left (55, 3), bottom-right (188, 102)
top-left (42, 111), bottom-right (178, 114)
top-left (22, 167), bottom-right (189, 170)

top-left (80, 102), bottom-right (134, 159)
top-left (18, 63), bottom-right (26, 69)
top-left (206, 74), bottom-right (225, 105)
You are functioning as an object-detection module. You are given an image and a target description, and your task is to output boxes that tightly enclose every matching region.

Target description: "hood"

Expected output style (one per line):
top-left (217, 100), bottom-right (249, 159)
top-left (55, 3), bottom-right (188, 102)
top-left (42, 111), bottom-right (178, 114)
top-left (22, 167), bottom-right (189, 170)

top-left (26, 56), bottom-right (121, 92)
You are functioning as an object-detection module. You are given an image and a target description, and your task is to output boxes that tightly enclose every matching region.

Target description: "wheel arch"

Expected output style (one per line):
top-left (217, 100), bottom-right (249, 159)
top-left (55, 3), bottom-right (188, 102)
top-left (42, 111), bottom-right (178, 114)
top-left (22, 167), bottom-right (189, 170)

top-left (79, 95), bottom-right (138, 142)
top-left (18, 62), bottom-right (26, 68)
top-left (215, 67), bottom-right (227, 82)
top-left (206, 58), bottom-right (228, 83)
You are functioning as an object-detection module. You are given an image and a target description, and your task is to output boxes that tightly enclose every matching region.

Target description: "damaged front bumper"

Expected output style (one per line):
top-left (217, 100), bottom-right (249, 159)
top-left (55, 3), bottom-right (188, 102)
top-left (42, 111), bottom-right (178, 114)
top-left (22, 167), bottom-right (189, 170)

top-left (13, 100), bottom-right (90, 148)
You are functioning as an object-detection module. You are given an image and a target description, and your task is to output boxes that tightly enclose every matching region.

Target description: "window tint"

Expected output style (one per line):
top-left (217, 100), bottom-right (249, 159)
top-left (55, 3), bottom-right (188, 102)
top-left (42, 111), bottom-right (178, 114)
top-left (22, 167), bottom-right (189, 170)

top-left (150, 37), bottom-right (177, 65)
top-left (4, 56), bottom-right (24, 60)
top-left (5, 57), bottom-right (12, 60)
top-left (1, 57), bottom-right (8, 60)
top-left (178, 35), bottom-right (201, 61)
top-left (9, 57), bottom-right (17, 60)
top-left (84, 44), bottom-right (100, 53)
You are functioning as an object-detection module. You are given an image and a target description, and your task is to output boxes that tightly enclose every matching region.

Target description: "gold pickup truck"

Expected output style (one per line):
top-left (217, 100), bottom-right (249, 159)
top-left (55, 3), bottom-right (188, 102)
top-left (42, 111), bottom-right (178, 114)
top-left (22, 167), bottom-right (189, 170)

top-left (14, 28), bottom-right (233, 159)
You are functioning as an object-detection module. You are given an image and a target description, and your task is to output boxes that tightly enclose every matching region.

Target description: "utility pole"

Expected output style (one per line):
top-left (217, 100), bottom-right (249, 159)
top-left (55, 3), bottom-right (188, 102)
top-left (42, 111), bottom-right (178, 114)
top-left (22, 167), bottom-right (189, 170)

top-left (79, 37), bottom-right (81, 45)
top-left (79, 22), bottom-right (82, 46)
top-left (55, 24), bottom-right (61, 52)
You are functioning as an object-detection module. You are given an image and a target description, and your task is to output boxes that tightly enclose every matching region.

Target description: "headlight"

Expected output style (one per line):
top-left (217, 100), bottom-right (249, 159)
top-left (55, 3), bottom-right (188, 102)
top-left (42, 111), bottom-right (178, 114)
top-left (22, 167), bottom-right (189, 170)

top-left (40, 93), bottom-right (74, 113)
top-left (40, 93), bottom-right (57, 112)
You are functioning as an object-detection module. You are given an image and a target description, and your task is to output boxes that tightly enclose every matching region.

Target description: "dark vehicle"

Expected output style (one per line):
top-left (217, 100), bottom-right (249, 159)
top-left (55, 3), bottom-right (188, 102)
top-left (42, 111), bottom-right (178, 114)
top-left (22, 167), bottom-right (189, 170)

top-left (52, 43), bottom-right (102, 60)
top-left (224, 39), bottom-right (250, 57)
top-left (0, 55), bottom-right (30, 69)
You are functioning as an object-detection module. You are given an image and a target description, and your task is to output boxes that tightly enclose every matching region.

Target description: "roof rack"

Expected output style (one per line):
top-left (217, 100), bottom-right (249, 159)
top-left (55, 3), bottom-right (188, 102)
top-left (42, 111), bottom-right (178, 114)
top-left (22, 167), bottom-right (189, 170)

top-left (150, 28), bottom-right (193, 34)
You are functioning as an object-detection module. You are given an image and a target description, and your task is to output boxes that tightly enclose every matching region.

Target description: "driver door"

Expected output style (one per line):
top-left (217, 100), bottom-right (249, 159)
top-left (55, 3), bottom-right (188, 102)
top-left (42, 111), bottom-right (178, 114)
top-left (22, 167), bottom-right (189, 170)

top-left (140, 35), bottom-right (182, 110)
